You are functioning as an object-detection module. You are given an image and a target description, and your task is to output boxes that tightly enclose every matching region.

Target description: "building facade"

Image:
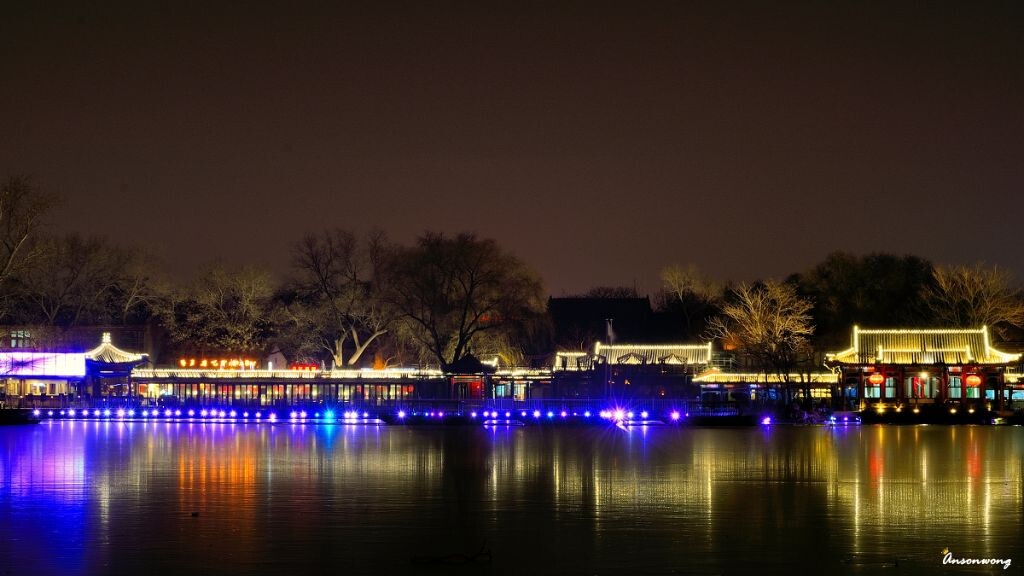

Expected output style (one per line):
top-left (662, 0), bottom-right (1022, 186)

top-left (825, 326), bottom-right (1021, 411)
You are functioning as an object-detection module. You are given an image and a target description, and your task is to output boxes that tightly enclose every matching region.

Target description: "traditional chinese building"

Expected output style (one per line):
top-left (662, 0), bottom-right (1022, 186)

top-left (84, 332), bottom-right (149, 397)
top-left (693, 370), bottom-right (838, 405)
top-left (825, 326), bottom-right (1021, 410)
top-left (0, 332), bottom-right (148, 406)
top-left (548, 342), bottom-right (712, 398)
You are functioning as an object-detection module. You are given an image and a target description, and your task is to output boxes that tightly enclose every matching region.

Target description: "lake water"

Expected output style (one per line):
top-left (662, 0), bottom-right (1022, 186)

top-left (0, 422), bottom-right (1021, 575)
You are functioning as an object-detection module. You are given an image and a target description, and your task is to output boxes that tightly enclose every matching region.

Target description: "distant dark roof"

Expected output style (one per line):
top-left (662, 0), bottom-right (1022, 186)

top-left (447, 354), bottom-right (497, 375)
top-left (548, 297), bottom-right (653, 345)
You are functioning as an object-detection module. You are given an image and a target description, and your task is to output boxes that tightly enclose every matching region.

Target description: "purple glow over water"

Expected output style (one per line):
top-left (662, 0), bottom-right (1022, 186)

top-left (0, 423), bottom-right (1022, 574)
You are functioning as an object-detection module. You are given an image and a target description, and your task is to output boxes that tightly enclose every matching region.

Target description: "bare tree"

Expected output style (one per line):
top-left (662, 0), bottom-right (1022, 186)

top-left (389, 232), bottom-right (544, 371)
top-left (926, 263), bottom-right (1024, 338)
top-left (14, 234), bottom-right (128, 326)
top-left (154, 265), bottom-right (276, 355)
top-left (111, 249), bottom-right (165, 325)
top-left (282, 229), bottom-right (395, 367)
top-left (660, 264), bottom-right (723, 337)
top-left (0, 176), bottom-right (58, 318)
top-left (0, 176), bottom-right (56, 282)
top-left (706, 280), bottom-right (814, 397)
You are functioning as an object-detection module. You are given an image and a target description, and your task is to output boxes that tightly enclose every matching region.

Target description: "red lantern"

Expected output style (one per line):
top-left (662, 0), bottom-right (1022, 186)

top-left (965, 374), bottom-right (982, 387)
top-left (868, 373), bottom-right (885, 385)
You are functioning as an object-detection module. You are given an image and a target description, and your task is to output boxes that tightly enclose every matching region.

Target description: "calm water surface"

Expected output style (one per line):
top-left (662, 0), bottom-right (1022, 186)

top-left (0, 422), bottom-right (1022, 575)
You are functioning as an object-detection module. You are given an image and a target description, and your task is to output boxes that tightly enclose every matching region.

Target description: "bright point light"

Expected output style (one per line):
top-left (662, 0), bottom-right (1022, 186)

top-left (48, 410), bottom-right (54, 417)
top-left (761, 417), bottom-right (772, 425)
top-left (546, 411), bottom-right (554, 418)
top-left (188, 410), bottom-right (195, 417)
top-left (560, 411), bottom-right (567, 418)
top-left (127, 410), bottom-right (135, 417)
top-left (950, 408), bottom-right (957, 414)
top-left (614, 410), bottom-right (625, 421)
top-left (397, 410), bottom-right (406, 419)
top-left (32, 409), bottom-right (40, 416)
top-left (968, 408), bottom-right (975, 414)
top-left (164, 410), bottom-right (172, 417)
top-left (141, 410), bottom-right (148, 417)
top-left (362, 412), bottom-right (368, 418)
top-left (323, 411), bottom-right (333, 419)
top-left (913, 407), bottom-right (920, 414)
top-left (103, 409), bottom-right (111, 417)
top-left (470, 411), bottom-right (477, 418)
top-left (521, 411), bottom-right (527, 417)
top-left (68, 409), bottom-right (76, 417)
top-left (230, 410), bottom-right (238, 418)
top-left (504, 411), bottom-right (510, 418)
top-left (640, 411), bottom-right (649, 419)
top-left (533, 410), bottom-right (541, 418)
top-left (626, 411), bottom-right (634, 420)
top-left (243, 412), bottom-right (250, 418)
top-left (482, 411), bottom-right (489, 417)
top-left (290, 411), bottom-right (298, 419)
top-left (175, 410), bottom-right (182, 416)
top-left (584, 411), bottom-right (591, 418)
top-left (670, 411), bottom-right (680, 421)
top-left (438, 412), bottom-right (444, 418)
top-left (201, 410), bottom-right (208, 417)
top-left (268, 413), bottom-right (277, 421)
top-left (219, 410), bottom-right (226, 418)
top-left (299, 411), bottom-right (306, 419)
top-left (255, 412), bottom-right (262, 418)
top-left (94, 410), bottom-right (101, 417)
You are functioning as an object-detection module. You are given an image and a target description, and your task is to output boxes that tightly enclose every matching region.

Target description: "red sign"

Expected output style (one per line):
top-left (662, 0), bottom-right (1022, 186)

top-left (965, 374), bottom-right (982, 387)
top-left (868, 373), bottom-right (885, 385)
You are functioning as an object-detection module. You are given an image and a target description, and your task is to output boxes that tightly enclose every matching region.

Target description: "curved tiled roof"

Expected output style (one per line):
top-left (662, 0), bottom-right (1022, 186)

top-left (826, 326), bottom-right (1020, 366)
top-left (553, 342), bottom-right (713, 371)
top-left (85, 333), bottom-right (148, 365)
top-left (595, 342), bottom-right (712, 366)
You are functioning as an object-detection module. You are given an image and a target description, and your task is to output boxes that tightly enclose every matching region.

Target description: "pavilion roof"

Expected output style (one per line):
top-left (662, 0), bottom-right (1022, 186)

top-left (826, 326), bottom-right (1020, 366)
top-left (85, 333), bottom-right (148, 366)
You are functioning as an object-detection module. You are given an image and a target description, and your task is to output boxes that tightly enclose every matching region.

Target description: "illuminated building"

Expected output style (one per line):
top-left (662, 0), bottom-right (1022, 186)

top-left (692, 370), bottom-right (838, 404)
top-left (0, 332), bottom-right (147, 401)
top-left (548, 342), bottom-right (711, 398)
top-left (825, 326), bottom-right (1021, 411)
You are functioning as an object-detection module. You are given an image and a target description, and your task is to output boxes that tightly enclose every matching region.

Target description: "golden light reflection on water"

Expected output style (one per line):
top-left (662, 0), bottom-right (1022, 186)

top-left (1, 422), bottom-right (1022, 574)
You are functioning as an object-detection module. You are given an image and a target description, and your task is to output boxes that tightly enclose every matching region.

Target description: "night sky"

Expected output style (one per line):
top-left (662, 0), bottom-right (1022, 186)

top-left (3, 1), bottom-right (1021, 294)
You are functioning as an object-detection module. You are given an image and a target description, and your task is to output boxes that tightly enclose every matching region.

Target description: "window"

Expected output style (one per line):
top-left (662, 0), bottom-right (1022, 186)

top-left (9, 330), bottom-right (31, 348)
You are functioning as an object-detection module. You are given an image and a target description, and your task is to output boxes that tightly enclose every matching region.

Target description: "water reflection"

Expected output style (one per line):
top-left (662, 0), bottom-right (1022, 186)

top-left (0, 423), bottom-right (1021, 574)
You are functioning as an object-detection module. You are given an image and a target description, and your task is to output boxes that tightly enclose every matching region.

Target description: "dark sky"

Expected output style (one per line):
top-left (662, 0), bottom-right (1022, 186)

top-left (2, 1), bottom-right (1021, 295)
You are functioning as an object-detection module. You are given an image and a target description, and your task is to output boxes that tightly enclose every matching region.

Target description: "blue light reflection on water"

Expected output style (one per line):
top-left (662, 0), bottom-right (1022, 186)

top-left (0, 422), bottom-right (1023, 575)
